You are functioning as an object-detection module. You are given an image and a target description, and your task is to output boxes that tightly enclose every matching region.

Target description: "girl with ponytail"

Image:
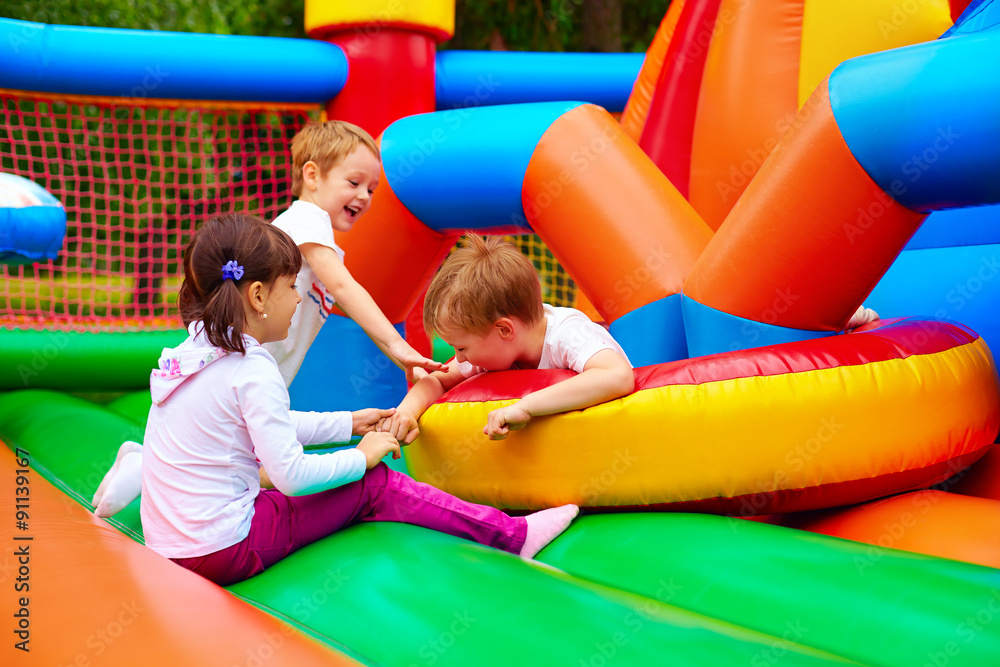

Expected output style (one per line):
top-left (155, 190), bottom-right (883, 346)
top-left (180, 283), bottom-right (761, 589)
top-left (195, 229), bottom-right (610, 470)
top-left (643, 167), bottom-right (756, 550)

top-left (128, 213), bottom-right (576, 585)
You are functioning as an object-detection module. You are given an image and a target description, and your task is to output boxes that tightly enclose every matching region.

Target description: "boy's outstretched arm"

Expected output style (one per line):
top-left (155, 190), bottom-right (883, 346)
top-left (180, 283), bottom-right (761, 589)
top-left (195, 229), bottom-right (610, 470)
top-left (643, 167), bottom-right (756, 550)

top-left (484, 349), bottom-right (635, 440)
top-left (380, 362), bottom-right (467, 444)
top-left (302, 243), bottom-right (446, 381)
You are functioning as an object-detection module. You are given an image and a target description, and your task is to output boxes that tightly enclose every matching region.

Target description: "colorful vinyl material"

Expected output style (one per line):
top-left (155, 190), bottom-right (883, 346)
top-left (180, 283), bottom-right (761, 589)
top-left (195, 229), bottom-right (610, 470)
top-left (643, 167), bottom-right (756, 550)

top-left (406, 319), bottom-right (1000, 513)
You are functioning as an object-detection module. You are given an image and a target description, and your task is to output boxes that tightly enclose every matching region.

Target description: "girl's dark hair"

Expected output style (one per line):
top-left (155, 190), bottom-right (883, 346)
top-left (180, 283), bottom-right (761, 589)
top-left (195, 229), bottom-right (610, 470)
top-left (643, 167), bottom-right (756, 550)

top-left (178, 213), bottom-right (302, 354)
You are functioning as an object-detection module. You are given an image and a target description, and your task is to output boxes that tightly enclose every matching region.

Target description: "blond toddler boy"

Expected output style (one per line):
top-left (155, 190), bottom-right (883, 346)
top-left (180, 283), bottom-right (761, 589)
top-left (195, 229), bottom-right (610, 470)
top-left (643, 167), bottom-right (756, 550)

top-left (264, 120), bottom-right (444, 385)
top-left (380, 235), bottom-right (635, 444)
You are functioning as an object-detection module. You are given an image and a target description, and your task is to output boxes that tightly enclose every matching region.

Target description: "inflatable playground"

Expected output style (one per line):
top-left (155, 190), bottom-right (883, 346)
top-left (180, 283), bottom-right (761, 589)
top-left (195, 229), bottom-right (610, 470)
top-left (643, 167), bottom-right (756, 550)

top-left (2, 0), bottom-right (1000, 664)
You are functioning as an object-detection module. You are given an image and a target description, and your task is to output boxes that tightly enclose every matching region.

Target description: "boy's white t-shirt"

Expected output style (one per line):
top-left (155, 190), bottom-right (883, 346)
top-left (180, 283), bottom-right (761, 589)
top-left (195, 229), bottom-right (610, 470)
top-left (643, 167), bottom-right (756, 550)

top-left (266, 200), bottom-right (345, 386)
top-left (457, 304), bottom-right (632, 378)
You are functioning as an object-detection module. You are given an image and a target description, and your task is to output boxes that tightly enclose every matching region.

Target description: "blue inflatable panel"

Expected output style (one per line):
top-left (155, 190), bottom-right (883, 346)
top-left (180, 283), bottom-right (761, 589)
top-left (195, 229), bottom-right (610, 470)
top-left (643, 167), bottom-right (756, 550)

top-left (0, 173), bottom-right (66, 264)
top-left (906, 203), bottom-right (1000, 250)
top-left (289, 314), bottom-right (407, 413)
top-left (607, 294), bottom-right (687, 367)
top-left (868, 243), bottom-right (1000, 353)
top-left (382, 102), bottom-right (582, 232)
top-left (0, 19), bottom-right (347, 103)
top-left (829, 32), bottom-right (1000, 212)
top-left (435, 51), bottom-right (643, 112)
top-left (943, 0), bottom-right (1000, 37)
top-left (681, 296), bottom-right (833, 359)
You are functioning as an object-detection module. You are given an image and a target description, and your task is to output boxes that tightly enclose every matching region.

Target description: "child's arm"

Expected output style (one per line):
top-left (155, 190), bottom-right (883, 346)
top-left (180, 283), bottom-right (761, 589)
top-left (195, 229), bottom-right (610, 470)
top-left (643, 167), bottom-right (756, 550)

top-left (357, 431), bottom-right (401, 468)
top-left (380, 362), bottom-right (468, 444)
top-left (484, 349), bottom-right (634, 440)
top-left (260, 407), bottom-right (396, 488)
top-left (302, 243), bottom-right (445, 382)
top-left (288, 407), bottom-right (396, 445)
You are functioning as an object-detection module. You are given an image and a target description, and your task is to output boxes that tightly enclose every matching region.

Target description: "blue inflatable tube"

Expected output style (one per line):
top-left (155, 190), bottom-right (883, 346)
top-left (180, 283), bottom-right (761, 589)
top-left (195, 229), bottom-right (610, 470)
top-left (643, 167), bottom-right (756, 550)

top-left (435, 51), bottom-right (644, 112)
top-left (829, 28), bottom-right (1000, 213)
top-left (0, 19), bottom-right (645, 110)
top-left (942, 0), bottom-right (1000, 37)
top-left (381, 102), bottom-right (584, 232)
top-left (905, 203), bottom-right (1000, 251)
top-left (869, 242), bottom-right (1000, 352)
top-left (0, 19), bottom-right (347, 103)
top-left (290, 315), bottom-right (408, 412)
top-left (0, 173), bottom-right (66, 264)
top-left (681, 297), bottom-right (835, 359)
top-left (608, 294), bottom-right (688, 366)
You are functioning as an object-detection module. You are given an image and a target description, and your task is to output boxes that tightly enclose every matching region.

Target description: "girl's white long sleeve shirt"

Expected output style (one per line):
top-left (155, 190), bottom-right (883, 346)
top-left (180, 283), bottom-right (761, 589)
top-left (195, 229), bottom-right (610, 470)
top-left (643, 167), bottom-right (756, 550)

top-left (140, 322), bottom-right (367, 558)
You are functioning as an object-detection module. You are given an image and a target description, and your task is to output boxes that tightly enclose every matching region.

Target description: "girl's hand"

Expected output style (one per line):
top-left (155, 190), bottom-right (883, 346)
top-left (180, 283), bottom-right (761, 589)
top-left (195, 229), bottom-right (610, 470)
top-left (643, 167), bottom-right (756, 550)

top-left (388, 341), bottom-right (447, 384)
top-left (378, 411), bottom-right (420, 444)
top-left (356, 432), bottom-right (401, 468)
top-left (352, 407), bottom-right (396, 436)
top-left (484, 403), bottom-right (532, 440)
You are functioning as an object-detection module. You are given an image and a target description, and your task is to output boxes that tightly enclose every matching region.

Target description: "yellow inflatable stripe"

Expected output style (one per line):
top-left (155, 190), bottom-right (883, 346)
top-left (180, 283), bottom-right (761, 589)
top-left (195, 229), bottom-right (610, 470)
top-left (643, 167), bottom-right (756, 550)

top-left (406, 338), bottom-right (999, 510)
top-left (305, 0), bottom-right (454, 41)
top-left (798, 0), bottom-right (952, 107)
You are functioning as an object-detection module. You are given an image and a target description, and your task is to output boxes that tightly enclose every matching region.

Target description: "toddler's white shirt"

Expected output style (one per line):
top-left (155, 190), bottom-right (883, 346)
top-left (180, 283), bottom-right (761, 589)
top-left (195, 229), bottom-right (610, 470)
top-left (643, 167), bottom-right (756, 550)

top-left (457, 305), bottom-right (632, 377)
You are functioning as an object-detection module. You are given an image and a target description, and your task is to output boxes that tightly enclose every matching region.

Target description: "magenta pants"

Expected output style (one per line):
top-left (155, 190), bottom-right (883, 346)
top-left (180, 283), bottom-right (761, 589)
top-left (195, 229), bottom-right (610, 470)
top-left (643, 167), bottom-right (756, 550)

top-left (172, 463), bottom-right (527, 585)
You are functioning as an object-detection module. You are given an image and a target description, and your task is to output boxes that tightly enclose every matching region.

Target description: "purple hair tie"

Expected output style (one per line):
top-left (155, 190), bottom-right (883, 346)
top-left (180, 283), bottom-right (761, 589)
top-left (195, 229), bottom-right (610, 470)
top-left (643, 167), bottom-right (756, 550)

top-left (221, 260), bottom-right (244, 281)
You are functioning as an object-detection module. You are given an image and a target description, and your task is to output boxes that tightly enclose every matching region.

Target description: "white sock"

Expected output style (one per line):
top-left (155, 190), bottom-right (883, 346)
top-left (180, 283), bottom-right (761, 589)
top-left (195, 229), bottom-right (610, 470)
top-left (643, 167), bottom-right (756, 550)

top-left (92, 440), bottom-right (143, 507)
top-left (94, 448), bottom-right (144, 518)
top-left (519, 504), bottom-right (579, 559)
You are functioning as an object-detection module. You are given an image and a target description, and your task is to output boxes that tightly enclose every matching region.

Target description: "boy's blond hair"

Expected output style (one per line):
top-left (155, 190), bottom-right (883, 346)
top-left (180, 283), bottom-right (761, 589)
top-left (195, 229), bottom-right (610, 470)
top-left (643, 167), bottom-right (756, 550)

top-left (424, 235), bottom-right (544, 337)
top-left (290, 120), bottom-right (380, 197)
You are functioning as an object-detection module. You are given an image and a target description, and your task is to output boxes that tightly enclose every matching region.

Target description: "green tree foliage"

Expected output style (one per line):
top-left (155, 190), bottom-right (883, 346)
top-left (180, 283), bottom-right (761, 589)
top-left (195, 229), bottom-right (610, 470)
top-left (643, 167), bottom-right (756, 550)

top-left (0, 0), bottom-right (670, 52)
top-left (0, 0), bottom-right (304, 37)
top-left (447, 0), bottom-right (670, 52)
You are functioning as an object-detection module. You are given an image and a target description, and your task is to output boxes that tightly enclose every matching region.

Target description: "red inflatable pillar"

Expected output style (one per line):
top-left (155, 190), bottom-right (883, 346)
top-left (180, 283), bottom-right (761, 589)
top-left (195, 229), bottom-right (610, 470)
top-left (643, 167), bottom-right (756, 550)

top-left (305, 0), bottom-right (458, 356)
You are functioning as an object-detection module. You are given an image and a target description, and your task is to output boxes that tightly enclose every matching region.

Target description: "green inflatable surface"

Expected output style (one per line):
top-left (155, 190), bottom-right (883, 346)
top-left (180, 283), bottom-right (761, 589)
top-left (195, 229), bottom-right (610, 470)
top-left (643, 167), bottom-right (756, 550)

top-left (2, 389), bottom-right (998, 666)
top-left (0, 329), bottom-right (186, 390)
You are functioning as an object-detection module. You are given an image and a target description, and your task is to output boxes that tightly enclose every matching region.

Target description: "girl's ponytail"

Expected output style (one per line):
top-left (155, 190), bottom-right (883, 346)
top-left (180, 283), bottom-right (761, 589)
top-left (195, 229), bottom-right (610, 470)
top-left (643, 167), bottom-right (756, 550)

top-left (202, 264), bottom-right (253, 354)
top-left (179, 213), bottom-right (301, 354)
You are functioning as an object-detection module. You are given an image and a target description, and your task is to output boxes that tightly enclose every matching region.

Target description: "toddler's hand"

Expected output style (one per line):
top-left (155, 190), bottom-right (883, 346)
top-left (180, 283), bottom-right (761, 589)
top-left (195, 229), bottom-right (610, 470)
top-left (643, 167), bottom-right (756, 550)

top-left (352, 407), bottom-right (396, 436)
top-left (388, 341), bottom-right (447, 384)
top-left (357, 432), bottom-right (401, 468)
top-left (847, 305), bottom-right (880, 330)
top-left (484, 403), bottom-right (532, 440)
top-left (378, 411), bottom-right (420, 444)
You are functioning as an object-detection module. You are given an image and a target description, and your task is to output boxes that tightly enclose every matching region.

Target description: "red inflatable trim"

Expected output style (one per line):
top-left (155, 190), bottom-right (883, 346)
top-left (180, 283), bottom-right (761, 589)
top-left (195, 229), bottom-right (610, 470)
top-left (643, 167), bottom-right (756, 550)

top-left (586, 445), bottom-right (992, 516)
top-left (639, 0), bottom-right (725, 197)
top-left (439, 318), bottom-right (978, 404)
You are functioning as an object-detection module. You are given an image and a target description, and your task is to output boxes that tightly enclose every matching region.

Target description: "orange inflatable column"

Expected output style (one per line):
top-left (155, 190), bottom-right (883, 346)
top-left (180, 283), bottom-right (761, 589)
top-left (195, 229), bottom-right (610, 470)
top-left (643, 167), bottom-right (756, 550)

top-left (688, 0), bottom-right (805, 229)
top-left (524, 104), bottom-right (713, 365)
top-left (783, 490), bottom-right (1000, 570)
top-left (683, 80), bottom-right (926, 357)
